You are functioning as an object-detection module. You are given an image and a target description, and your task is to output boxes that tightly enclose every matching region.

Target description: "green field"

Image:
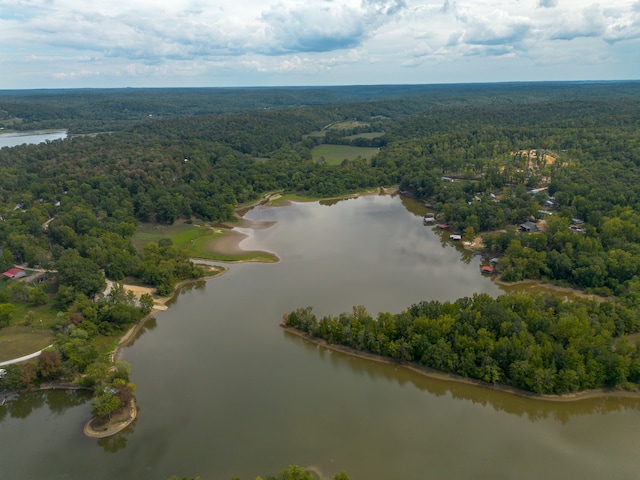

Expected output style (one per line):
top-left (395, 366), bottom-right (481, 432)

top-left (132, 221), bottom-right (278, 263)
top-left (311, 144), bottom-right (380, 165)
top-left (0, 326), bottom-right (54, 362)
top-left (132, 221), bottom-right (216, 252)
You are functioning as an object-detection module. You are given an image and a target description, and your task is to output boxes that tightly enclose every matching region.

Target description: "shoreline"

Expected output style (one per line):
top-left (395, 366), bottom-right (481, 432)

top-left (83, 398), bottom-right (137, 438)
top-left (87, 267), bottom-right (227, 437)
top-left (113, 265), bottom-right (228, 360)
top-left (9, 188), bottom-right (634, 437)
top-left (280, 324), bottom-right (640, 403)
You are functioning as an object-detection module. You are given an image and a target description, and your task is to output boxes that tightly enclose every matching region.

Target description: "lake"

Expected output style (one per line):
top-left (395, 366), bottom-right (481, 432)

top-left (0, 130), bottom-right (67, 148)
top-left (1, 194), bottom-right (640, 480)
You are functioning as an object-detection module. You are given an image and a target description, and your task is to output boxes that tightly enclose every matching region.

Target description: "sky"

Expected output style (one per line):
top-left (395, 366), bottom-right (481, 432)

top-left (0, 0), bottom-right (639, 89)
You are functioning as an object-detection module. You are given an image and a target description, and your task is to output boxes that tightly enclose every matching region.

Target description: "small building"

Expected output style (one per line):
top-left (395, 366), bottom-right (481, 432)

top-left (520, 221), bottom-right (539, 233)
top-left (2, 268), bottom-right (26, 279)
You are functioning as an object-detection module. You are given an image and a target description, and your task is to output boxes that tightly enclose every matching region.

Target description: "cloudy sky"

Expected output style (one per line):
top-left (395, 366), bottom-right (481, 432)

top-left (1, 0), bottom-right (639, 89)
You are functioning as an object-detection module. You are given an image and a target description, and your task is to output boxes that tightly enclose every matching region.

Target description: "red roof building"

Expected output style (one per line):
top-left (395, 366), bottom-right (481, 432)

top-left (2, 268), bottom-right (26, 279)
top-left (480, 265), bottom-right (494, 275)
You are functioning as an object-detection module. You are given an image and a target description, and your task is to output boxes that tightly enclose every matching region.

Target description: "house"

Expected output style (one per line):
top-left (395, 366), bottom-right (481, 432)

top-left (520, 221), bottom-right (539, 233)
top-left (2, 268), bottom-right (26, 279)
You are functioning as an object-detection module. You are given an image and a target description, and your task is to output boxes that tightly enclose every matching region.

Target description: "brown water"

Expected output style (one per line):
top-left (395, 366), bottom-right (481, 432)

top-left (2, 194), bottom-right (640, 480)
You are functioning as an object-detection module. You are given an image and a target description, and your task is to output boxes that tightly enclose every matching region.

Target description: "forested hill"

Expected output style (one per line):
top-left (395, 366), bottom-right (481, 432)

top-left (1, 81), bottom-right (638, 133)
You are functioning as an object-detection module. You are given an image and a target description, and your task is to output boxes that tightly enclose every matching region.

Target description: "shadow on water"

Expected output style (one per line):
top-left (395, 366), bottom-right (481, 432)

top-left (122, 280), bottom-right (208, 349)
top-left (0, 389), bottom-right (92, 421)
top-left (165, 280), bottom-right (207, 308)
top-left (97, 418), bottom-right (137, 453)
top-left (282, 330), bottom-right (640, 424)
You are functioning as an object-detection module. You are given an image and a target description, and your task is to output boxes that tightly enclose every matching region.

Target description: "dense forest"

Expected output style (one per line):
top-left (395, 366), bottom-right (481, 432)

top-left (284, 293), bottom-right (640, 395)
top-left (2, 81), bottom-right (640, 405)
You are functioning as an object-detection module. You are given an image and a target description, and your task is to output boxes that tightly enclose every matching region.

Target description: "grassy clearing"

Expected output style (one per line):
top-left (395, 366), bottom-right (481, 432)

top-left (195, 249), bottom-right (278, 263)
top-left (266, 189), bottom-right (382, 207)
top-left (267, 193), bottom-right (322, 205)
top-left (0, 326), bottom-right (54, 362)
top-left (311, 144), bottom-right (380, 165)
top-left (133, 221), bottom-right (278, 263)
top-left (0, 278), bottom-right (68, 361)
top-left (132, 221), bottom-right (215, 252)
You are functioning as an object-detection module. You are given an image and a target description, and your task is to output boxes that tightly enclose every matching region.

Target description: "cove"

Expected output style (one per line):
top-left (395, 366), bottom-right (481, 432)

top-left (1, 194), bottom-right (640, 480)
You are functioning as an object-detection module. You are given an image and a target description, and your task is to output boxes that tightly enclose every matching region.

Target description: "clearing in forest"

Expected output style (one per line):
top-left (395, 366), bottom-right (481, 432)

top-left (311, 144), bottom-right (380, 165)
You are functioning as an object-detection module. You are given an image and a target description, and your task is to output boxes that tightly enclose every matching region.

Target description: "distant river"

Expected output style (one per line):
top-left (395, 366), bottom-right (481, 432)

top-left (0, 129), bottom-right (67, 148)
top-left (1, 194), bottom-right (639, 480)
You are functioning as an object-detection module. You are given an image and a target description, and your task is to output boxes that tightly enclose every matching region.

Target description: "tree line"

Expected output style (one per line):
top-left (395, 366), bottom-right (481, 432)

top-left (284, 292), bottom-right (640, 395)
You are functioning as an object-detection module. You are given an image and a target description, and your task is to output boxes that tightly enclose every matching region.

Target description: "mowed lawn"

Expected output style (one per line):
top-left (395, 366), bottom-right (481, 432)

top-left (311, 144), bottom-right (380, 165)
top-left (132, 221), bottom-right (220, 253)
top-left (132, 220), bottom-right (278, 262)
top-left (0, 326), bottom-right (53, 362)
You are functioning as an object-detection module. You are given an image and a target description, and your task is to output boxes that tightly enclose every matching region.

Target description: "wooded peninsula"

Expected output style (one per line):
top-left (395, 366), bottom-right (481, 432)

top-left (2, 82), bottom-right (640, 423)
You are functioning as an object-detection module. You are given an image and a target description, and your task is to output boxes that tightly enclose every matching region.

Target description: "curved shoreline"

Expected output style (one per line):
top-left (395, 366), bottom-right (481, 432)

top-left (83, 398), bottom-right (137, 438)
top-left (280, 324), bottom-right (640, 403)
top-left (10, 190), bottom-right (635, 438)
top-left (113, 266), bottom-right (228, 360)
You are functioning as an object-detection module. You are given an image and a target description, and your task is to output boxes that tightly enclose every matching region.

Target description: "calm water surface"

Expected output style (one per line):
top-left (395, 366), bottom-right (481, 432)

top-left (0, 130), bottom-right (67, 148)
top-left (2, 195), bottom-right (640, 480)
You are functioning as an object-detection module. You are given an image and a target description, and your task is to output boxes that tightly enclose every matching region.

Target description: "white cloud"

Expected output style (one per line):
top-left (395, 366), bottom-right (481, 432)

top-left (0, 0), bottom-right (638, 88)
top-left (457, 9), bottom-right (532, 47)
top-left (538, 0), bottom-right (558, 8)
